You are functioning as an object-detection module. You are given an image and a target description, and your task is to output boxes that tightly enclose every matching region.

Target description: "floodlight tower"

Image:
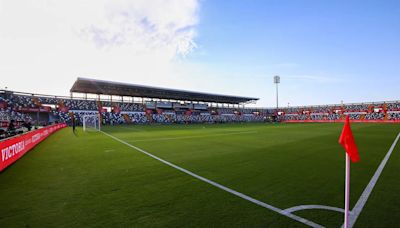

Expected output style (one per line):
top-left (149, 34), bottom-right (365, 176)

top-left (273, 75), bottom-right (280, 110)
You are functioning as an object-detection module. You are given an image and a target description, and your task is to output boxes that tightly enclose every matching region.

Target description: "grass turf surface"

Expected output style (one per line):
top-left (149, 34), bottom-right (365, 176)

top-left (0, 123), bottom-right (399, 227)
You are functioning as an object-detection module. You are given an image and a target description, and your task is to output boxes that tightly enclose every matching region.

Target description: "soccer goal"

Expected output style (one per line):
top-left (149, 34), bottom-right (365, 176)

top-left (83, 114), bottom-right (101, 132)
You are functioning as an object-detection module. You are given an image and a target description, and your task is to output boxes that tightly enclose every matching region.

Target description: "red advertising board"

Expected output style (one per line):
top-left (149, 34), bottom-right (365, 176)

top-left (0, 123), bottom-right (67, 172)
top-left (284, 120), bottom-right (400, 123)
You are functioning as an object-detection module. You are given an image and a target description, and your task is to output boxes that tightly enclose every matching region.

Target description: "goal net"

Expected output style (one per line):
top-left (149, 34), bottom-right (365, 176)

top-left (83, 114), bottom-right (101, 132)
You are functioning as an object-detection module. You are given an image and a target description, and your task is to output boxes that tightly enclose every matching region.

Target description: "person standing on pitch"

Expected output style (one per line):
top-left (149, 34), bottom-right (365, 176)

top-left (72, 115), bottom-right (76, 133)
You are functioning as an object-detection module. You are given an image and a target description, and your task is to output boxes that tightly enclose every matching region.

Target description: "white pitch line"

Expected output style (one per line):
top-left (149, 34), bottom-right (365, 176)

top-left (130, 131), bottom-right (258, 142)
top-left (100, 130), bottom-right (324, 228)
top-left (284, 205), bottom-right (345, 214)
top-left (343, 132), bottom-right (400, 228)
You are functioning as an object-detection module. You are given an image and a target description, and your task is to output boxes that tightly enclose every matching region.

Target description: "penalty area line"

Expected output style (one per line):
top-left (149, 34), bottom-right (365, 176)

top-left (100, 130), bottom-right (323, 228)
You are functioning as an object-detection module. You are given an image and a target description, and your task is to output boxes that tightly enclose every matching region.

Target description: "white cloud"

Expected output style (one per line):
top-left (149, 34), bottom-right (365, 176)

top-left (0, 0), bottom-right (200, 95)
top-left (78, 0), bottom-right (199, 56)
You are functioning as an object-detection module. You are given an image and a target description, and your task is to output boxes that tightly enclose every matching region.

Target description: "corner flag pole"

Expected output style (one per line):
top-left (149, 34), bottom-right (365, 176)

top-left (339, 115), bottom-right (360, 228)
top-left (344, 153), bottom-right (350, 228)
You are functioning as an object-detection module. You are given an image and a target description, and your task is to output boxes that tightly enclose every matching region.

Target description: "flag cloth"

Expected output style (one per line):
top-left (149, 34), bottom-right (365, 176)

top-left (339, 116), bottom-right (360, 162)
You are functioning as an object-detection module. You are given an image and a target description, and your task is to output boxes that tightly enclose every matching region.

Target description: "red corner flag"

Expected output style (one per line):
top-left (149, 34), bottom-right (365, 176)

top-left (339, 116), bottom-right (360, 162)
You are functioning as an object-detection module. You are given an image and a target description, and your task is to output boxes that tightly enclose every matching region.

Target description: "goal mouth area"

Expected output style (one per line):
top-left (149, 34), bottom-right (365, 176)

top-left (82, 114), bottom-right (101, 132)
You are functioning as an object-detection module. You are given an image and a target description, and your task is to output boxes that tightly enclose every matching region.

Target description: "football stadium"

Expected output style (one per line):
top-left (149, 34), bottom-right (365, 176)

top-left (1, 1), bottom-right (399, 228)
top-left (1, 78), bottom-right (400, 227)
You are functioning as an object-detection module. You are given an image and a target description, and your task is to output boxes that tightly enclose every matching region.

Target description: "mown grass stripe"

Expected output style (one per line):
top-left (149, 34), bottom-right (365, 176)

top-left (101, 130), bottom-right (324, 228)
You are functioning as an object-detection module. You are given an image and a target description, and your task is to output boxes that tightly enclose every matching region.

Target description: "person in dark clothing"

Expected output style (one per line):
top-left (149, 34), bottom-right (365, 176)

top-left (72, 115), bottom-right (76, 133)
top-left (22, 121), bottom-right (32, 131)
top-left (8, 120), bottom-right (15, 131)
top-left (7, 120), bottom-right (16, 136)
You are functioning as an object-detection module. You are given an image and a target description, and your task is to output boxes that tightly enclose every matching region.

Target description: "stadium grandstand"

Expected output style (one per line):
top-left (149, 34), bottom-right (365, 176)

top-left (2, 78), bottom-right (400, 227)
top-left (1, 77), bottom-right (399, 140)
top-left (1, 77), bottom-right (399, 228)
top-left (3, 1), bottom-right (400, 227)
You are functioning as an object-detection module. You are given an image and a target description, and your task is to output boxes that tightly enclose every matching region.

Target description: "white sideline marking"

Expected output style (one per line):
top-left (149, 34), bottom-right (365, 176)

top-left (101, 130), bottom-right (323, 228)
top-left (130, 131), bottom-right (258, 142)
top-left (284, 205), bottom-right (345, 214)
top-left (342, 132), bottom-right (400, 228)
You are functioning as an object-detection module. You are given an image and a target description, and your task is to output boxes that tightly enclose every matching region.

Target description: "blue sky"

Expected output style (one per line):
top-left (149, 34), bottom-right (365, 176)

top-left (0, 0), bottom-right (399, 107)
top-left (188, 0), bottom-right (400, 106)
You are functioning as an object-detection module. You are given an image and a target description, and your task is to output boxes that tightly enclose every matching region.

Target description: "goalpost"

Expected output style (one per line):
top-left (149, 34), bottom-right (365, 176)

top-left (83, 113), bottom-right (101, 132)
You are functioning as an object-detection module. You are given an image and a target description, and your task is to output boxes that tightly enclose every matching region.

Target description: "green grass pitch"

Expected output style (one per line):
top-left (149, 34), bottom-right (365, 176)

top-left (0, 123), bottom-right (399, 227)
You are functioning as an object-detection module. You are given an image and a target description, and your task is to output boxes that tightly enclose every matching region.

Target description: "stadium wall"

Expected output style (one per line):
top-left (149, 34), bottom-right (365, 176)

top-left (284, 120), bottom-right (400, 123)
top-left (0, 123), bottom-right (67, 172)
